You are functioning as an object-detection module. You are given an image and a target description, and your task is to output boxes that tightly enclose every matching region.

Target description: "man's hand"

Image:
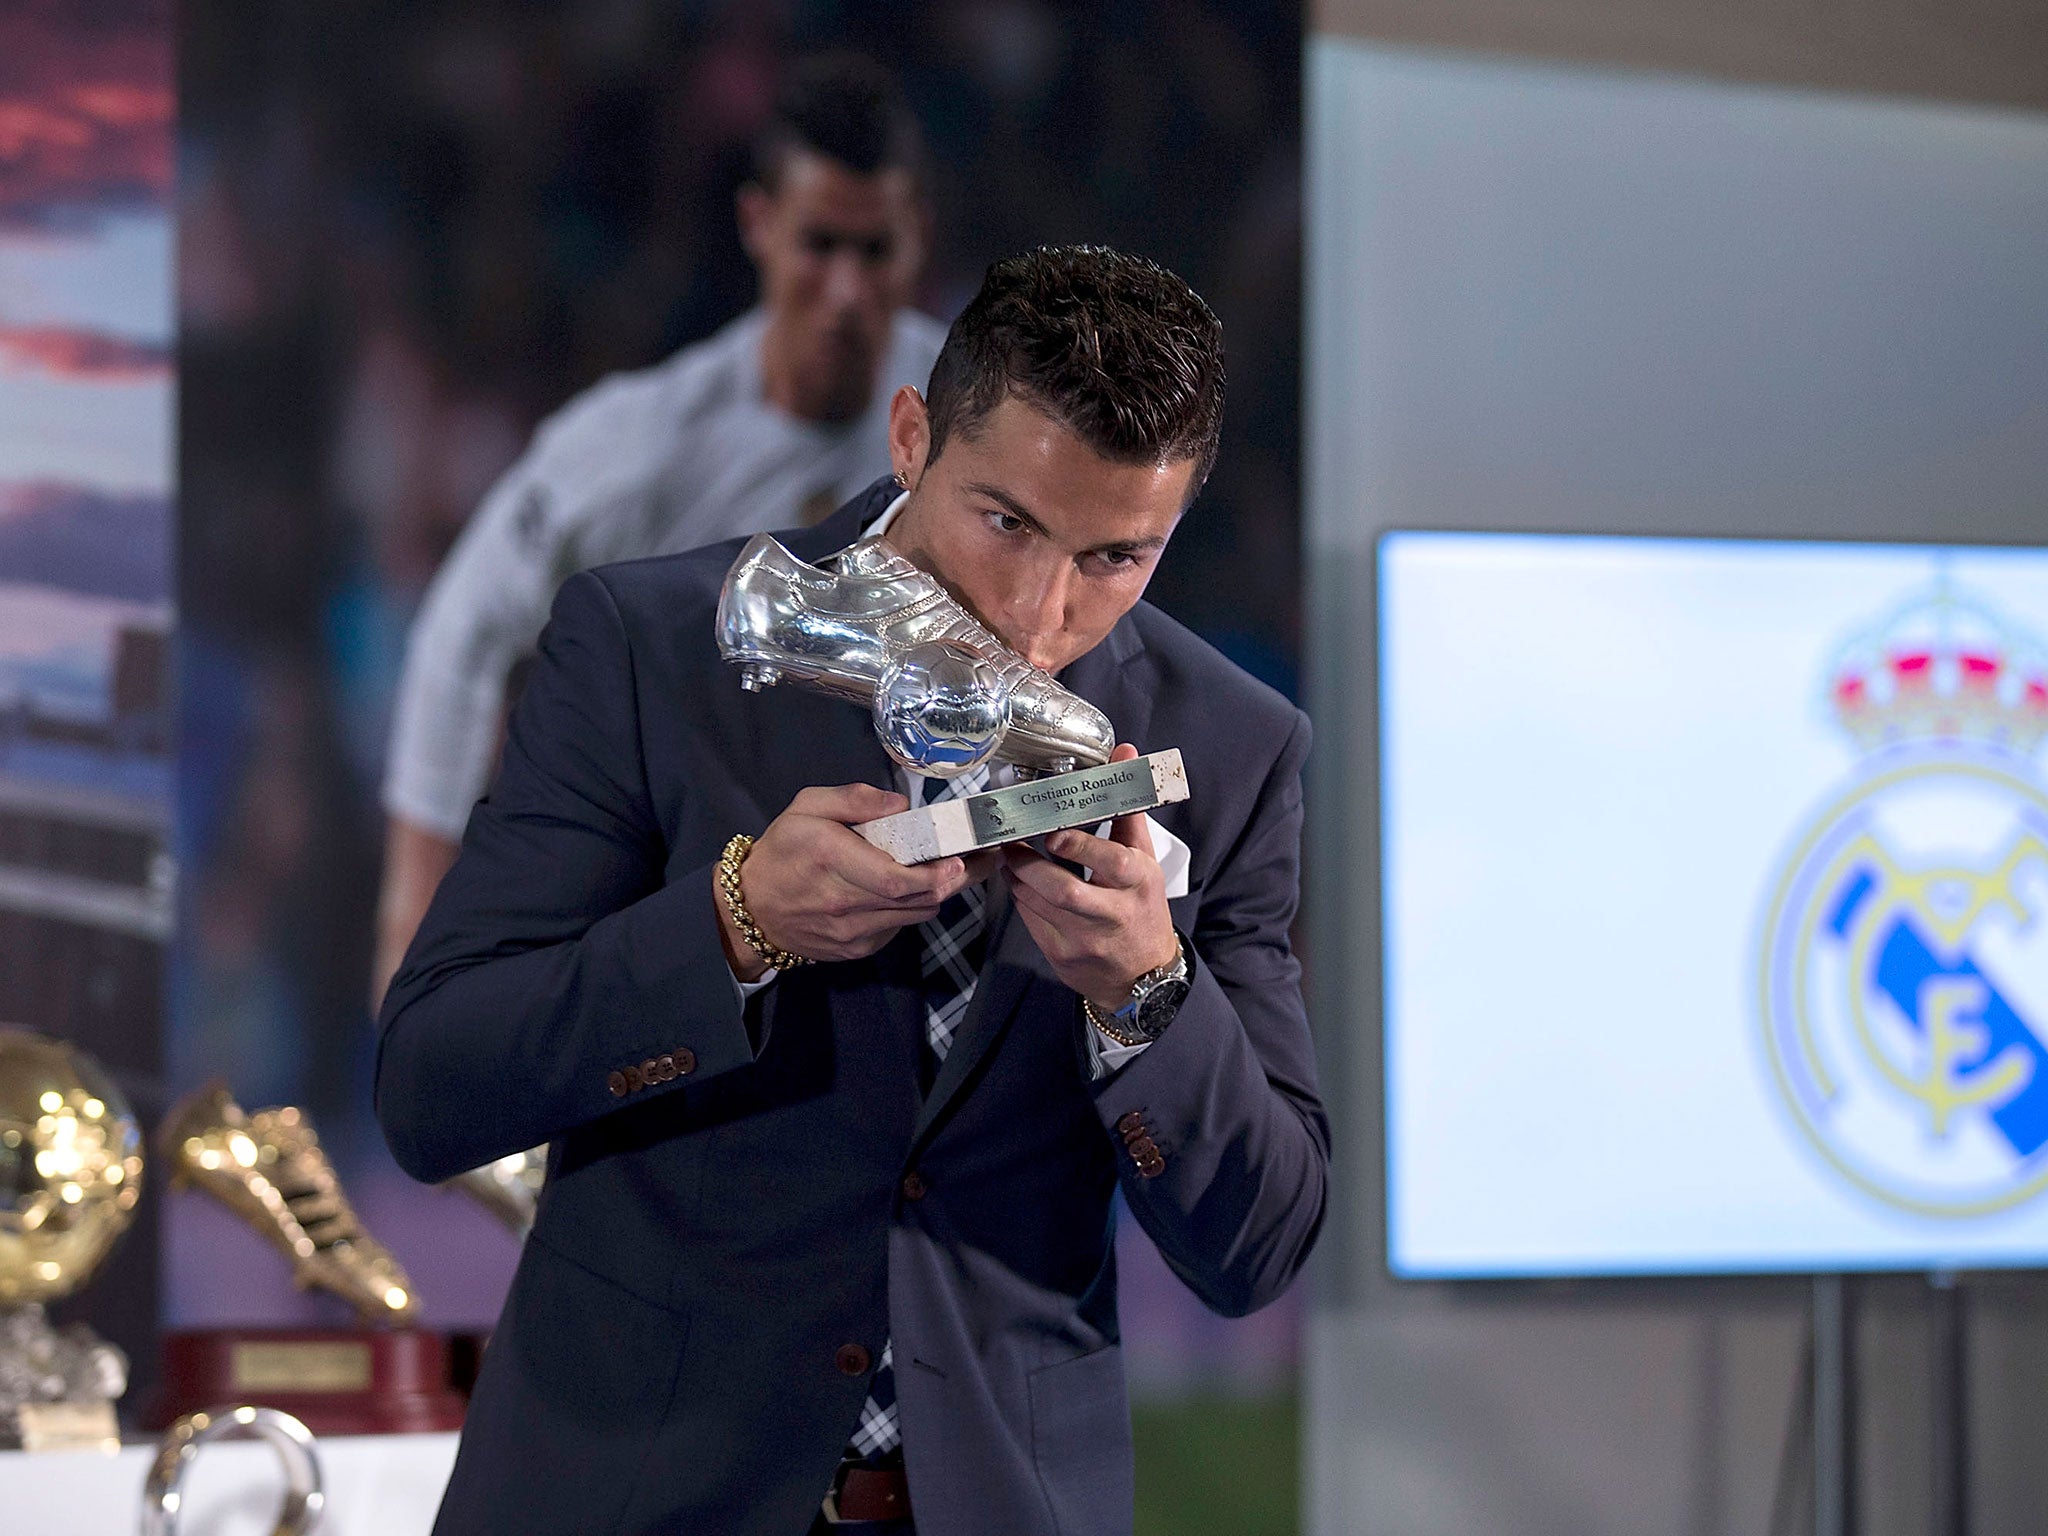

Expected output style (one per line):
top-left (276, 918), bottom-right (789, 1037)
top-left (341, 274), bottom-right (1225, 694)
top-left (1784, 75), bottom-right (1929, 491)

top-left (1001, 745), bottom-right (1178, 1012)
top-left (717, 782), bottom-right (996, 979)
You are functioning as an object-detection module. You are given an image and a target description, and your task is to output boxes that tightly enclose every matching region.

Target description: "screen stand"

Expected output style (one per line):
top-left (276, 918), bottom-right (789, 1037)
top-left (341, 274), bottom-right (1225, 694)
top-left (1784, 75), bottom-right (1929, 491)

top-left (1812, 1274), bottom-right (1856, 1536)
top-left (1928, 1272), bottom-right (1968, 1536)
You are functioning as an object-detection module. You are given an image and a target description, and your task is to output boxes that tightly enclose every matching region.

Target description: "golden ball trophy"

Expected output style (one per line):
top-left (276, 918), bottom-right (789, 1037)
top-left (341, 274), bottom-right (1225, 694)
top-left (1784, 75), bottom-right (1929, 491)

top-left (0, 1027), bottom-right (144, 1453)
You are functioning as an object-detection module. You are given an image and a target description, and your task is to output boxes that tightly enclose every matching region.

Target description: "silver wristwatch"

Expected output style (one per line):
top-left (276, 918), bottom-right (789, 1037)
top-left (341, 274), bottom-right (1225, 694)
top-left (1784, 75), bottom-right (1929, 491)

top-left (1083, 933), bottom-right (1193, 1046)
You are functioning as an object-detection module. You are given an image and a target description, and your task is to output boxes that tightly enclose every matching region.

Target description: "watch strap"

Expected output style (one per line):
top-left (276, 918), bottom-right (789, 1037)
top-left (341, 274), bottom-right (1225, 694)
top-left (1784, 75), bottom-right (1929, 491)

top-left (1083, 995), bottom-right (1152, 1048)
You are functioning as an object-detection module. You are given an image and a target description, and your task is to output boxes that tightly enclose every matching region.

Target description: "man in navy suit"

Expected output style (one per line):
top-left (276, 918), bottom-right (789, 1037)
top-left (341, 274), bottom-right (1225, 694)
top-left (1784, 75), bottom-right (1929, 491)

top-left (377, 245), bottom-right (1327, 1535)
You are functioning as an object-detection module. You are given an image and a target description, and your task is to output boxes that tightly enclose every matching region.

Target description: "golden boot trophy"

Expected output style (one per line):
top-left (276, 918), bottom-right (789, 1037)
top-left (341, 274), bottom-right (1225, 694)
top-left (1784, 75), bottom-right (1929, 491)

top-left (160, 1081), bottom-right (414, 1324)
top-left (154, 1082), bottom-right (465, 1434)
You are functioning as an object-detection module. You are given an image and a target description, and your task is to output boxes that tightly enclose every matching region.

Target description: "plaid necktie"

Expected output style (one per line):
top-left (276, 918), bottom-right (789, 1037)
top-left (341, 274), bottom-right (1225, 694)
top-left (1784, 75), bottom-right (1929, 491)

top-left (914, 765), bottom-right (992, 1083)
top-left (847, 765), bottom-right (991, 1465)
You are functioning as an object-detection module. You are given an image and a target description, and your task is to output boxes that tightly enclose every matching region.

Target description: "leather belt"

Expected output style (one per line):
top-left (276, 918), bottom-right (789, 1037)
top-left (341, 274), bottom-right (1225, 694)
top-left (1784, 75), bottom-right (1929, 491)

top-left (826, 1459), bottom-right (912, 1525)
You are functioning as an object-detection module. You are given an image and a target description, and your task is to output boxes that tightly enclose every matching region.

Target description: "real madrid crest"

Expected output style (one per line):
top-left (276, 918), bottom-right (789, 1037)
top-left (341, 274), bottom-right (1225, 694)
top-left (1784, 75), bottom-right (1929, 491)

top-left (1758, 578), bottom-right (2048, 1218)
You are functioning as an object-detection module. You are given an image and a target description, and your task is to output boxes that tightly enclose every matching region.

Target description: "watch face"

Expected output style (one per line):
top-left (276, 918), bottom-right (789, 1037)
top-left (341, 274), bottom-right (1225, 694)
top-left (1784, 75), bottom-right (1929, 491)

top-left (1134, 976), bottom-right (1192, 1038)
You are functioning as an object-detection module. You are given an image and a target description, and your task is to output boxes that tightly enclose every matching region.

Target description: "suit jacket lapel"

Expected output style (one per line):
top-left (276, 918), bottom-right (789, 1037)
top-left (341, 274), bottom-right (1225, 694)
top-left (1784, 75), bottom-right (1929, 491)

top-left (1057, 617), bottom-right (1149, 755)
top-left (711, 485), bottom-right (931, 1081)
top-left (786, 480), bottom-right (897, 563)
top-left (721, 483), bottom-right (901, 820)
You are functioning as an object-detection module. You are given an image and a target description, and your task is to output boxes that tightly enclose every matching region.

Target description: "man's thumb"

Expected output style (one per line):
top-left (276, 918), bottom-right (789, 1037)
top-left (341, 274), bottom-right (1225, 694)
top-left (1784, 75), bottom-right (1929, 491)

top-left (794, 782), bottom-right (911, 824)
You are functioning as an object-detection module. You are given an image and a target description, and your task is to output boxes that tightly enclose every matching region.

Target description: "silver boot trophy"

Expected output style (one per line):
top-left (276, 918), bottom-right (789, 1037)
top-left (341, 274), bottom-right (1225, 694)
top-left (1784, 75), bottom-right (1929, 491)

top-left (717, 533), bottom-right (1115, 777)
top-left (717, 533), bottom-right (1186, 863)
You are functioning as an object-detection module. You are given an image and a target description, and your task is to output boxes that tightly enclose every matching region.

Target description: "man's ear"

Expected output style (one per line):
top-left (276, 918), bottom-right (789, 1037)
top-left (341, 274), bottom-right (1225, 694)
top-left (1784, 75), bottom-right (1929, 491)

top-left (887, 386), bottom-right (931, 488)
top-left (735, 183), bottom-right (772, 266)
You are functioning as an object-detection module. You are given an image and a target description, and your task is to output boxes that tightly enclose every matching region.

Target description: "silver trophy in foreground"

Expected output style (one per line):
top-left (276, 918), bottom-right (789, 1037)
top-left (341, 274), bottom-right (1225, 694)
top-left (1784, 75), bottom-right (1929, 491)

top-left (716, 533), bottom-right (1186, 862)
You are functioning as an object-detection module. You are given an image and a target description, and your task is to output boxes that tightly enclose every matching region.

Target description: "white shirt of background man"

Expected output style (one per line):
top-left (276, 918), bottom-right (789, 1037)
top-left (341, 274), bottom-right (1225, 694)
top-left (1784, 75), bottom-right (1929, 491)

top-left (383, 306), bottom-right (947, 840)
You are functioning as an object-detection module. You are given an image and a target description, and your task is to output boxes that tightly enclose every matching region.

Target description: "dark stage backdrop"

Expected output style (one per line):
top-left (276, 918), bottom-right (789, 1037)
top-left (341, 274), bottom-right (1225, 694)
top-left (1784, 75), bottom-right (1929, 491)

top-left (175, 4), bottom-right (1304, 1530)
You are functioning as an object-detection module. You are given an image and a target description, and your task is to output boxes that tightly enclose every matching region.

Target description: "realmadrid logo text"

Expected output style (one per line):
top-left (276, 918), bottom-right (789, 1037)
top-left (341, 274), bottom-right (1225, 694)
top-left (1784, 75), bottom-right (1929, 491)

top-left (1758, 581), bottom-right (2048, 1217)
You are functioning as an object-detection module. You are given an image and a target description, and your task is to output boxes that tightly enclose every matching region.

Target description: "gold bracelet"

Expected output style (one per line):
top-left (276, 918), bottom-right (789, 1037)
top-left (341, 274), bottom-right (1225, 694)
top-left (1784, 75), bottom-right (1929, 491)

top-left (1082, 996), bottom-right (1150, 1049)
top-left (716, 833), bottom-right (812, 971)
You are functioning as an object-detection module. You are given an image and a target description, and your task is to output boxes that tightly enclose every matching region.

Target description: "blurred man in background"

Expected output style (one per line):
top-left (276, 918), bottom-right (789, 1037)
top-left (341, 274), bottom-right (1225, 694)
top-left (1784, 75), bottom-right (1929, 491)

top-left (374, 53), bottom-right (944, 997)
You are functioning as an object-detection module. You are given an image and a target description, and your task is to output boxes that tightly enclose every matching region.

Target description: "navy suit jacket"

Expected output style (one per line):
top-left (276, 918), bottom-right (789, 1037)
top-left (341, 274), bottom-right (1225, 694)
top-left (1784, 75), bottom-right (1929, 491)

top-left (376, 481), bottom-right (1327, 1536)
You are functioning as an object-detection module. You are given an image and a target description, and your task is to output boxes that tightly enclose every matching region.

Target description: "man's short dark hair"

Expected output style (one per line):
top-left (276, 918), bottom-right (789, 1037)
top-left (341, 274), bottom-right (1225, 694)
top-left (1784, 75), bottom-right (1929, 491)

top-left (753, 53), bottom-right (926, 190)
top-left (924, 246), bottom-right (1226, 493)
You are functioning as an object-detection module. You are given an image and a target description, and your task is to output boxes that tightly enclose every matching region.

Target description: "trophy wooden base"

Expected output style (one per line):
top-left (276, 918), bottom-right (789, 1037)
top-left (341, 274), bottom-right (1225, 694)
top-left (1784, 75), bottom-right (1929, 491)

top-left (150, 1328), bottom-right (469, 1436)
top-left (857, 749), bottom-right (1189, 864)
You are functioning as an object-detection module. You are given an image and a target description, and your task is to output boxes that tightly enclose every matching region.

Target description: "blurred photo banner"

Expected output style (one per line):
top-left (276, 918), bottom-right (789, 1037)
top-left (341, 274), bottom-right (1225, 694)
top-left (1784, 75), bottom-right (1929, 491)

top-left (0, 0), bottom-right (173, 1018)
top-left (0, 0), bottom-right (175, 1382)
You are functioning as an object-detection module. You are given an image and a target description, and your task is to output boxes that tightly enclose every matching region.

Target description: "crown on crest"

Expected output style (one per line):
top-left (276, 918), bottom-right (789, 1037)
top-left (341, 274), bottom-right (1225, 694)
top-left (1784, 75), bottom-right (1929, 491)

top-left (1827, 581), bottom-right (2048, 757)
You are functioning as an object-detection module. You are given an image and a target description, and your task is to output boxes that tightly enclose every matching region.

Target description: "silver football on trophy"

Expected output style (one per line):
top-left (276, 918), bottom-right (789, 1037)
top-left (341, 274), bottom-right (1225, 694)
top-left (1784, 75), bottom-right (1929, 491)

top-left (874, 641), bottom-right (1010, 777)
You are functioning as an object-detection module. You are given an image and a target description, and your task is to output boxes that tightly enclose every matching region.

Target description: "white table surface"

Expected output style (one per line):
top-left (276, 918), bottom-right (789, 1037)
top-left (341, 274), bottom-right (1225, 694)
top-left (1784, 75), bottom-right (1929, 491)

top-left (0, 1428), bottom-right (458, 1535)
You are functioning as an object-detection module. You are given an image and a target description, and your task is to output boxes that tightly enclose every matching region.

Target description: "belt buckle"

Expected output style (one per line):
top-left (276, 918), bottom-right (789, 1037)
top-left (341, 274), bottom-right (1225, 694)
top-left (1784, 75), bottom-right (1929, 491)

top-left (819, 1458), bottom-right (860, 1527)
top-left (821, 1457), bottom-right (909, 1527)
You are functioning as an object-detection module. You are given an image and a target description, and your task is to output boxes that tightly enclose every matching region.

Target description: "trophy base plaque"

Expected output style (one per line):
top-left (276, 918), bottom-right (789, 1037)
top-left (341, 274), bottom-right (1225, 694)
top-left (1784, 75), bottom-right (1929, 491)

top-left (150, 1328), bottom-right (468, 1436)
top-left (6, 1401), bottom-right (119, 1454)
top-left (857, 749), bottom-right (1188, 864)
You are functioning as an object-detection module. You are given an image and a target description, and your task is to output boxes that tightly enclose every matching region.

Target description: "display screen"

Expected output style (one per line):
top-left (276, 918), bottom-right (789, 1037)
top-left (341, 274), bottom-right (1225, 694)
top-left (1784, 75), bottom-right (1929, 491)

top-left (1381, 532), bottom-right (2048, 1276)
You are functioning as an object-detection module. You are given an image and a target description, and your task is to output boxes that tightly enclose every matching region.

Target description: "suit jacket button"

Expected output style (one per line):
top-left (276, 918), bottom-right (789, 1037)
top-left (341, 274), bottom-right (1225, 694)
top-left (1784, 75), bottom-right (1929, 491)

top-left (622, 1064), bottom-right (644, 1092)
top-left (901, 1172), bottom-right (928, 1201)
top-left (835, 1344), bottom-right (871, 1376)
top-left (1129, 1136), bottom-right (1160, 1162)
top-left (1116, 1110), bottom-right (1144, 1135)
top-left (607, 1070), bottom-right (629, 1098)
top-left (1138, 1156), bottom-right (1166, 1179)
top-left (674, 1047), bottom-right (697, 1075)
top-left (656, 1053), bottom-right (676, 1080)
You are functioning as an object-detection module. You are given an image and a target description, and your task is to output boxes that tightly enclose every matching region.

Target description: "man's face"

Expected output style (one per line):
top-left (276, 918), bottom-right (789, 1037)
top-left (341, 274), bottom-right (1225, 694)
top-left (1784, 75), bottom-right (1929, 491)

top-left (739, 149), bottom-right (927, 422)
top-left (885, 390), bottom-right (1197, 676)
